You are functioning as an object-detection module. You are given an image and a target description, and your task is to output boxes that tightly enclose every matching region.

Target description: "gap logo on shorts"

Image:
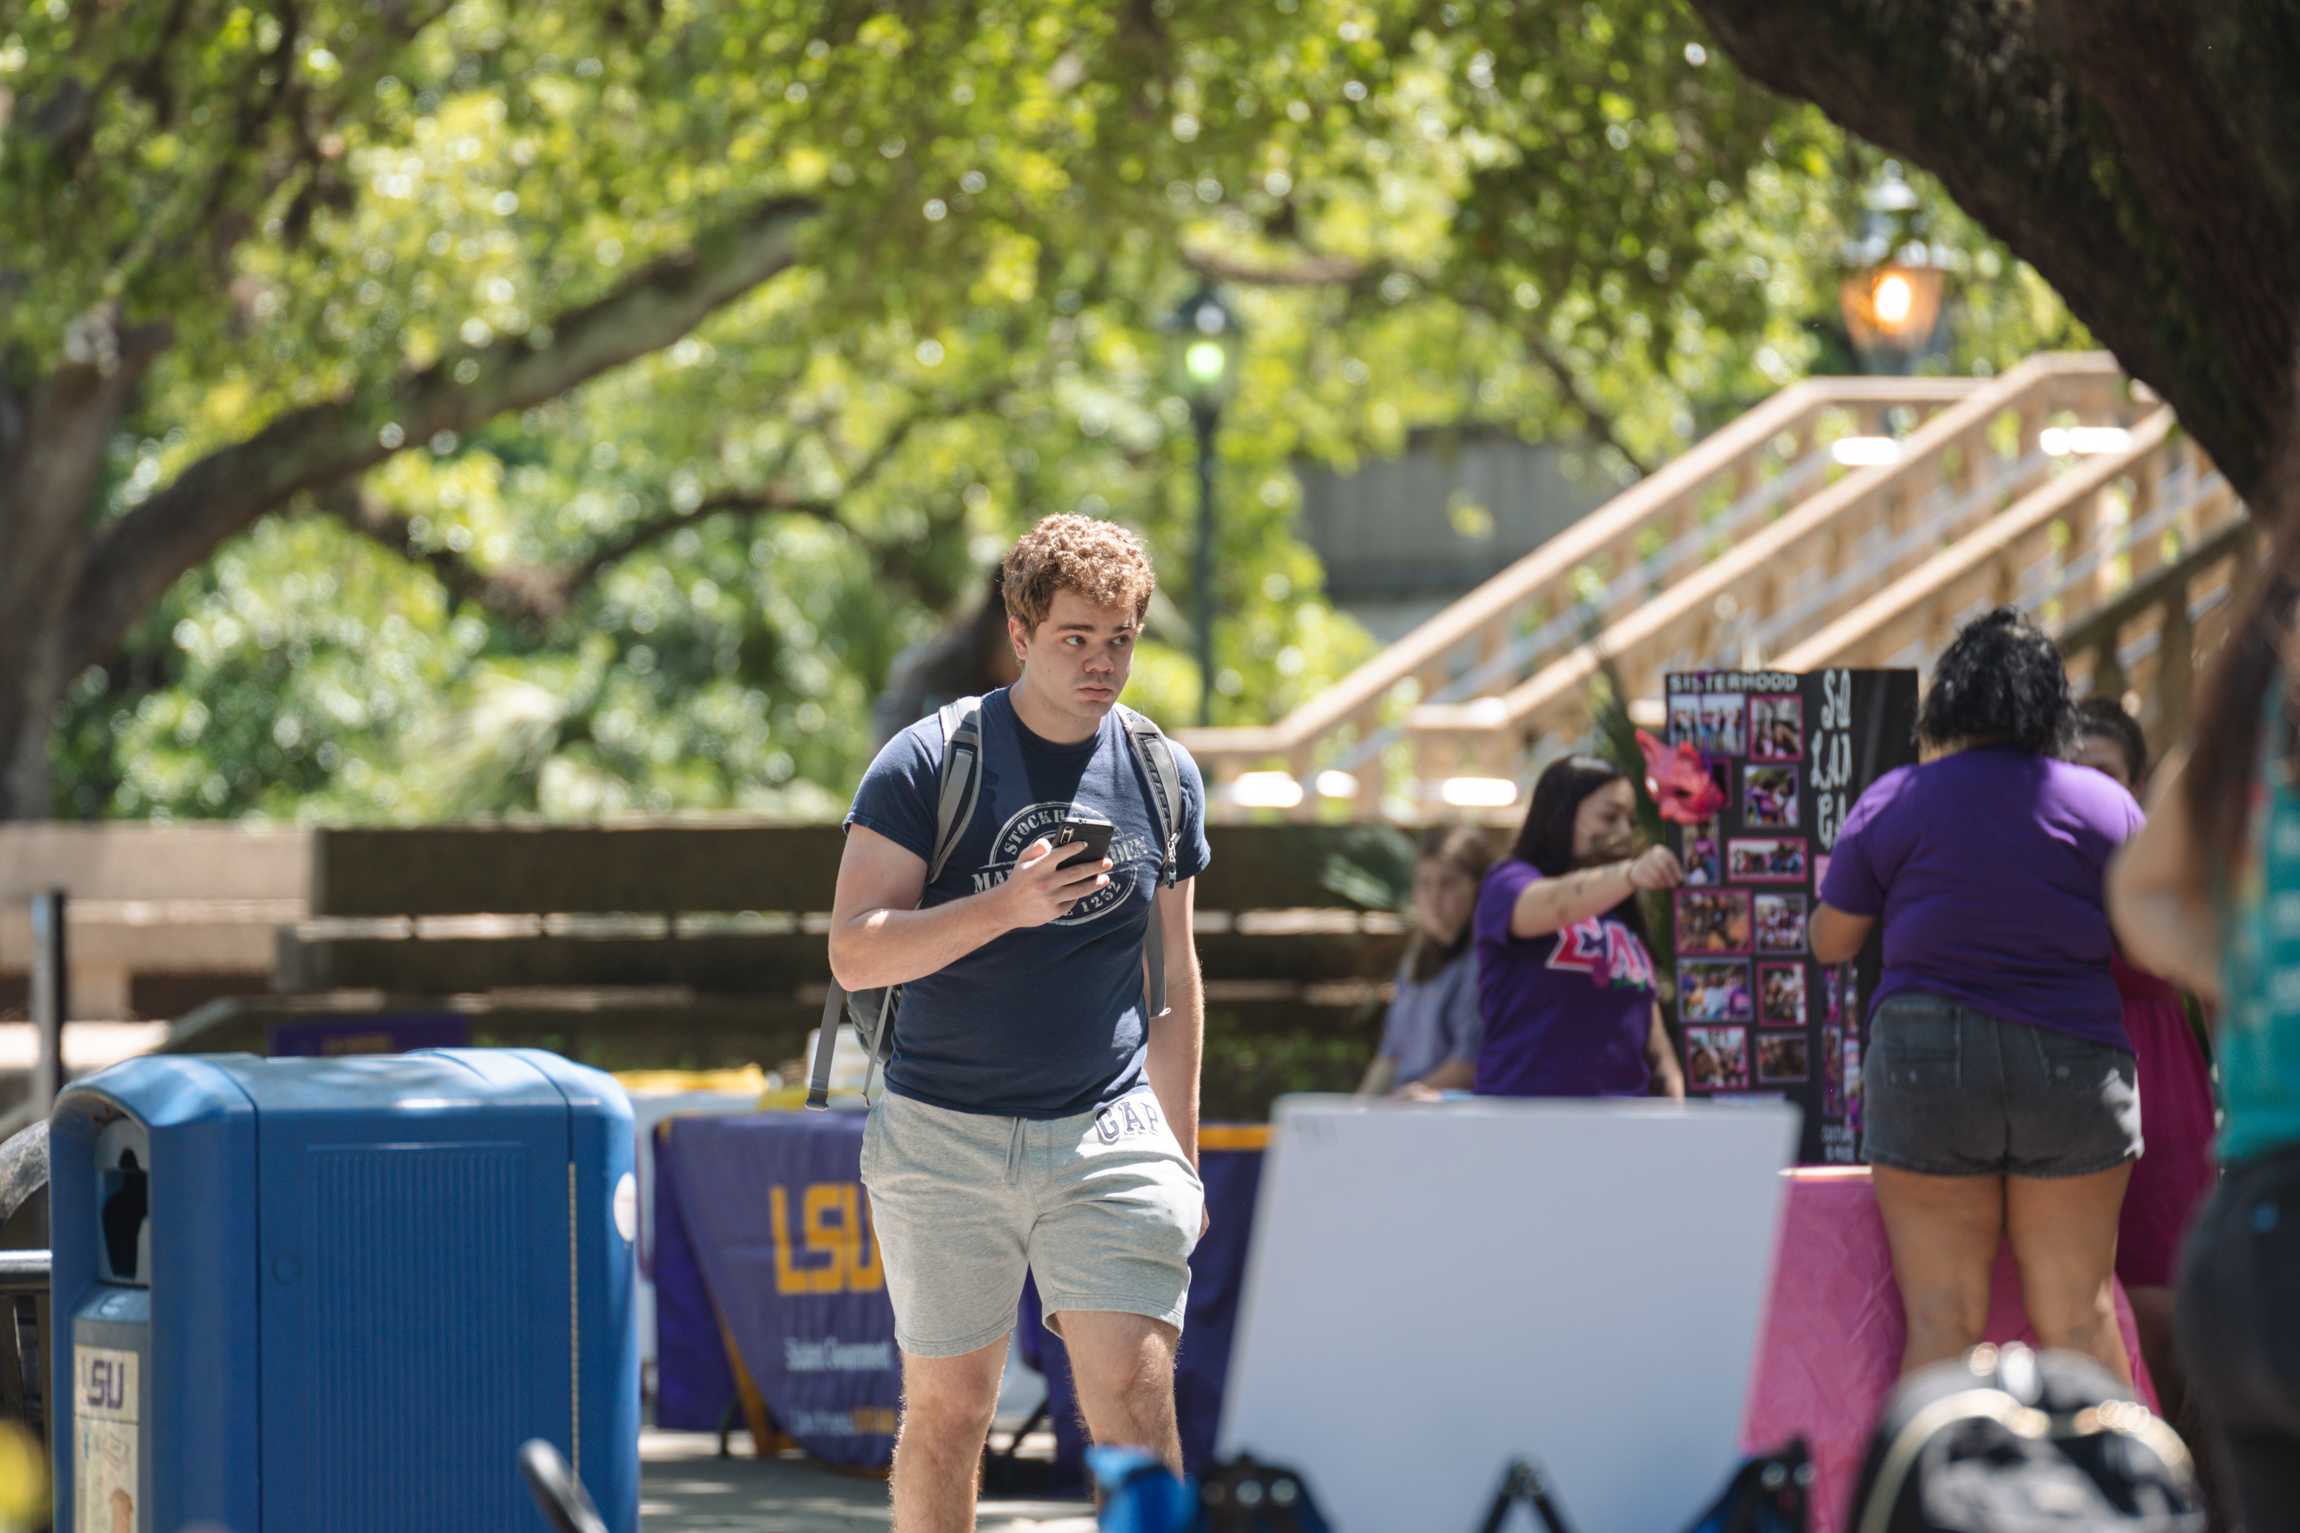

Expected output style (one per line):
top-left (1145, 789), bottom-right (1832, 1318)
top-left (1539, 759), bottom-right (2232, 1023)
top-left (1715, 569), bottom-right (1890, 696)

top-left (1095, 1093), bottom-right (1168, 1145)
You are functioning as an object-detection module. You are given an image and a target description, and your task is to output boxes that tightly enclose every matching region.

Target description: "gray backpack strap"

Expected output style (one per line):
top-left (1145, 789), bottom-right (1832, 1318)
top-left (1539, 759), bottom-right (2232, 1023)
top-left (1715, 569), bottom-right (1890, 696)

top-left (806, 983), bottom-right (847, 1109)
top-left (808, 696), bottom-right (986, 1110)
top-left (1118, 705), bottom-right (1184, 884)
top-left (1118, 706), bottom-right (1186, 1019)
top-left (929, 696), bottom-right (986, 882)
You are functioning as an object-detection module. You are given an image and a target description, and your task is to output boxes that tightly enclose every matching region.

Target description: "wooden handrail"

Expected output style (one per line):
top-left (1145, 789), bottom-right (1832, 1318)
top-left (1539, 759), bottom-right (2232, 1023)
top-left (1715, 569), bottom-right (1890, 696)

top-left (1407, 353), bottom-right (2129, 753)
top-left (1177, 374), bottom-right (1982, 777)
top-left (1772, 410), bottom-right (2185, 671)
top-left (2062, 515), bottom-right (2250, 656)
top-left (2061, 511), bottom-right (2255, 742)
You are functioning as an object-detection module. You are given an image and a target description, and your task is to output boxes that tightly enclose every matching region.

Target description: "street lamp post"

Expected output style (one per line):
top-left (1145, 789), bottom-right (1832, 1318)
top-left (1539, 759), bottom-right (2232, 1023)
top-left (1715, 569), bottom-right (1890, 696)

top-left (1839, 164), bottom-right (1949, 374)
top-left (1167, 284), bottom-right (1242, 726)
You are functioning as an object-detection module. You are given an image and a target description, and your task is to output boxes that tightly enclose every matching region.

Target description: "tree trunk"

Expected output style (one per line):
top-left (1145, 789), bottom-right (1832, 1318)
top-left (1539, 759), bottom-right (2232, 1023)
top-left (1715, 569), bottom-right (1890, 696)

top-left (0, 307), bottom-right (170, 819)
top-left (0, 198), bottom-right (816, 822)
top-left (1681, 0), bottom-right (2300, 521)
top-left (0, 614), bottom-right (75, 823)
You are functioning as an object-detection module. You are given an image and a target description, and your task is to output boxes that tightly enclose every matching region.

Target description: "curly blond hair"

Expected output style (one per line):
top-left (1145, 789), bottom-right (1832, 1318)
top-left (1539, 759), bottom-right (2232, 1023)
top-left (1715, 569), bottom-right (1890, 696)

top-left (1001, 514), bottom-right (1157, 632)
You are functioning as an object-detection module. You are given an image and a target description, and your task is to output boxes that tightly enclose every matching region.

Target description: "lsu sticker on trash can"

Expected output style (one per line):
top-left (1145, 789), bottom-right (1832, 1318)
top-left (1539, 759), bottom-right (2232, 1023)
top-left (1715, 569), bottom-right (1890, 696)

top-left (74, 1346), bottom-right (137, 1533)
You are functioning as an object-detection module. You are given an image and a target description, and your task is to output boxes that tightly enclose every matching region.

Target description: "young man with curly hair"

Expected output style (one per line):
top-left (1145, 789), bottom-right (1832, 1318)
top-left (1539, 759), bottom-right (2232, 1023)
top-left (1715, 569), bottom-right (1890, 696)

top-left (830, 514), bottom-right (1212, 1530)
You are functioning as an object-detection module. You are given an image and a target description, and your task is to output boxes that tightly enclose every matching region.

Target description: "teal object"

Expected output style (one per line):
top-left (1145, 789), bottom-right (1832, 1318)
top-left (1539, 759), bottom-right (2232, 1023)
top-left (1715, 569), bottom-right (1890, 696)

top-left (2219, 700), bottom-right (2300, 1164)
top-left (49, 1049), bottom-right (639, 1532)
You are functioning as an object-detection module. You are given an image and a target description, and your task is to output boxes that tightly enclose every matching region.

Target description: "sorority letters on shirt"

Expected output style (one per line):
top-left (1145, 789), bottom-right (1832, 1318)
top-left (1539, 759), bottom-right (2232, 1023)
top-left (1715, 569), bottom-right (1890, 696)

top-left (1547, 917), bottom-right (1658, 992)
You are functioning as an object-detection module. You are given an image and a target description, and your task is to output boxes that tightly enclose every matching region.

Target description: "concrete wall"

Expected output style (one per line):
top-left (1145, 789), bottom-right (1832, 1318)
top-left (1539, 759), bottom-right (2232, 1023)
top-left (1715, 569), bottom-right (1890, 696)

top-left (0, 824), bottom-right (308, 1019)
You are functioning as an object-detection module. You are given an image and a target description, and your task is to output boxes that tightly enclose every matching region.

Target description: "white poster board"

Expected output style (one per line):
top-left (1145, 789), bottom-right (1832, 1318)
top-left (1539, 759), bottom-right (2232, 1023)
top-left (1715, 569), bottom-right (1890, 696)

top-left (1219, 1097), bottom-right (1797, 1532)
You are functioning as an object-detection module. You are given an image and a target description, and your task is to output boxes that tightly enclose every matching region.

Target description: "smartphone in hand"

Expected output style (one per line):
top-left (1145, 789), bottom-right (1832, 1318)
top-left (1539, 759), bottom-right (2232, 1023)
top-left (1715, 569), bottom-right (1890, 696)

top-left (1053, 813), bottom-right (1116, 869)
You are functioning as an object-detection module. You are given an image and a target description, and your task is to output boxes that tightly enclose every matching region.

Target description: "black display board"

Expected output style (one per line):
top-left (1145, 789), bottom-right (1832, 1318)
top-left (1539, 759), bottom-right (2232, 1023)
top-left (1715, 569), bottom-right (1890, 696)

top-left (1664, 669), bottom-right (1919, 1164)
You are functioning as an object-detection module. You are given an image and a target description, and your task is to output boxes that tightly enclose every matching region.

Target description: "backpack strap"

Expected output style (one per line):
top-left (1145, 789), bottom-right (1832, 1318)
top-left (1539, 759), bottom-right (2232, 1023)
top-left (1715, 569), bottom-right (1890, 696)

top-left (806, 982), bottom-right (847, 1111)
top-left (1118, 705), bottom-right (1186, 1020)
top-left (808, 696), bottom-right (986, 1110)
top-left (929, 696), bottom-right (986, 883)
top-left (1117, 705), bottom-right (1184, 886)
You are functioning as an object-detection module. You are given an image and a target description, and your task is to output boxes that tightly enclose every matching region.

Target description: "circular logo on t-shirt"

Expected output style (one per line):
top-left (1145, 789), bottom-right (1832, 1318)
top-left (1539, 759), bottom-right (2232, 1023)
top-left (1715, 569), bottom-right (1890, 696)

top-left (991, 801), bottom-right (1150, 926)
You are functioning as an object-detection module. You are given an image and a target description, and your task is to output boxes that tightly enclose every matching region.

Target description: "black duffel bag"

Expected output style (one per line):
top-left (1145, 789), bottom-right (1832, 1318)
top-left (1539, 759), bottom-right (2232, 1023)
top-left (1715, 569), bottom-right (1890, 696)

top-left (1848, 1342), bottom-right (2205, 1533)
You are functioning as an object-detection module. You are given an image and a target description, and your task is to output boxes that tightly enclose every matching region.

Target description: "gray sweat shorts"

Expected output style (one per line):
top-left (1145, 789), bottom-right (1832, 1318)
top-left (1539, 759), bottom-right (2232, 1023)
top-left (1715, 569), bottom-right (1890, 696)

top-left (859, 1085), bottom-right (1205, 1359)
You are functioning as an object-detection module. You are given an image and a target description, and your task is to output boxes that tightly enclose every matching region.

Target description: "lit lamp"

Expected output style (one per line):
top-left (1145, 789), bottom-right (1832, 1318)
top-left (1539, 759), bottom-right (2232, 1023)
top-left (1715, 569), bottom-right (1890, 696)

top-left (1838, 165), bottom-right (1948, 374)
top-left (1165, 284), bottom-right (1243, 726)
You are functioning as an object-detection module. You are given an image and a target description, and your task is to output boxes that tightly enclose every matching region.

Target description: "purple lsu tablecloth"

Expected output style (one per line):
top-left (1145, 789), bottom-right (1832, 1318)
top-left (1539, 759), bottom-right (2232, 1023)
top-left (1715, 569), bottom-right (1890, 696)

top-left (652, 1109), bottom-right (1265, 1480)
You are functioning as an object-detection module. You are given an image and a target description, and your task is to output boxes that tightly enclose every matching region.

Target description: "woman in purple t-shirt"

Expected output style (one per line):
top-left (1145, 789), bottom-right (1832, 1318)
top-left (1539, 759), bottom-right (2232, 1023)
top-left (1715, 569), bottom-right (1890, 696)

top-left (1472, 755), bottom-right (1688, 1100)
top-left (1811, 609), bottom-right (2144, 1384)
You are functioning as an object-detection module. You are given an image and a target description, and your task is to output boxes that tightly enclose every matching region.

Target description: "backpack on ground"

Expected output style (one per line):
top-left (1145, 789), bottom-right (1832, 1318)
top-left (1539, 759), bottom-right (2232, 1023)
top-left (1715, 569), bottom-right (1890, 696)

top-left (1847, 1342), bottom-right (2205, 1533)
top-left (1683, 1439), bottom-right (1811, 1533)
top-left (807, 697), bottom-right (1185, 1110)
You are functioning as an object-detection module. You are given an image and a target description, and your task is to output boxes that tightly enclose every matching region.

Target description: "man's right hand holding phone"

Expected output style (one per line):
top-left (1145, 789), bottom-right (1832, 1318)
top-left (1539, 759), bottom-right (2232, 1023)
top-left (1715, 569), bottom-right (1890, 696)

top-left (996, 838), bottom-right (1111, 928)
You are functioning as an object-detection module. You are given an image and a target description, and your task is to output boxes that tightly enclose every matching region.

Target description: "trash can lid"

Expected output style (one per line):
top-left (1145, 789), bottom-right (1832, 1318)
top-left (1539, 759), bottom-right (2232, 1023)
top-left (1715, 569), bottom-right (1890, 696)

top-left (63, 1050), bottom-right (571, 1120)
top-left (59, 1050), bottom-right (632, 1129)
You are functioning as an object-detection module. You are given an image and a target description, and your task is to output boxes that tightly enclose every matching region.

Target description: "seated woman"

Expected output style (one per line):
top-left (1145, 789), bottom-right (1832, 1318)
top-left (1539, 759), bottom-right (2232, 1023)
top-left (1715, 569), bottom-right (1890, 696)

top-left (1473, 755), bottom-right (1686, 1100)
top-left (1357, 825), bottom-right (1495, 1097)
top-left (1812, 610), bottom-right (2143, 1382)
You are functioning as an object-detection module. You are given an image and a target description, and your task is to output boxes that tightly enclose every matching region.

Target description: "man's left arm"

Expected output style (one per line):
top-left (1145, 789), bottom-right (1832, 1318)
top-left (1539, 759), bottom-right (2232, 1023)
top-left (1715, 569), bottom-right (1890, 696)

top-left (1146, 876), bottom-right (1203, 1166)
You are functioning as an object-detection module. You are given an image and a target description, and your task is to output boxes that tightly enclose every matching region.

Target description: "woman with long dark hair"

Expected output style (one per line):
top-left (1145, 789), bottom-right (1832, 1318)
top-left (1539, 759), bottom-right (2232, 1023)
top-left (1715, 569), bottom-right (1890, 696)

top-left (1472, 755), bottom-right (1687, 1099)
top-left (1357, 825), bottom-right (1496, 1097)
top-left (2110, 547), bottom-right (2300, 1528)
top-left (1811, 609), bottom-right (2144, 1383)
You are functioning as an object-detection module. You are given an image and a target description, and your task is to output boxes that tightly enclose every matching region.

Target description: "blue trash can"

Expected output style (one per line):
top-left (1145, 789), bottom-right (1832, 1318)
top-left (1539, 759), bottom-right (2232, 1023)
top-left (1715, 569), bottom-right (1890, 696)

top-left (49, 1048), bottom-right (640, 1532)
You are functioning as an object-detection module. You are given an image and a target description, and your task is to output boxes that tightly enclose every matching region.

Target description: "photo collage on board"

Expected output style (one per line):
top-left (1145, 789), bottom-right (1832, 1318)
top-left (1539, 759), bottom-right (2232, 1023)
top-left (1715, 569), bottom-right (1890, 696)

top-left (1668, 675), bottom-right (1804, 1108)
top-left (1664, 669), bottom-right (1916, 1163)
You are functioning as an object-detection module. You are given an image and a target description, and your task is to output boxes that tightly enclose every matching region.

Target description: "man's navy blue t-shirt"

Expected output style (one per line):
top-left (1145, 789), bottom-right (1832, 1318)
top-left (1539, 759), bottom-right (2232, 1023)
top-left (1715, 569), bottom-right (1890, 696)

top-left (844, 687), bottom-right (1212, 1119)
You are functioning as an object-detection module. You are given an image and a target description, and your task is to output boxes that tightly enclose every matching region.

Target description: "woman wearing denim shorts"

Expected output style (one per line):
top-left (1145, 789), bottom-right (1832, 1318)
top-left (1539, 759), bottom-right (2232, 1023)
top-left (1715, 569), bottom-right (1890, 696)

top-left (1812, 609), bottom-right (2144, 1383)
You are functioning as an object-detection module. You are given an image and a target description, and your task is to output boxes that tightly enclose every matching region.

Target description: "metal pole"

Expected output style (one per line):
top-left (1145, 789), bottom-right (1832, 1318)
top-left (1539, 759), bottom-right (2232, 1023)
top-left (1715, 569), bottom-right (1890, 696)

top-left (29, 891), bottom-right (66, 1115)
top-left (1193, 404), bottom-right (1219, 727)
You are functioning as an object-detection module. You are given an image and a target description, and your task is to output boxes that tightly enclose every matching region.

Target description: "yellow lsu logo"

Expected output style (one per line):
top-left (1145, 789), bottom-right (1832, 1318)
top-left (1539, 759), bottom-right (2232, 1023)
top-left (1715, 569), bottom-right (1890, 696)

top-left (768, 1182), bottom-right (884, 1295)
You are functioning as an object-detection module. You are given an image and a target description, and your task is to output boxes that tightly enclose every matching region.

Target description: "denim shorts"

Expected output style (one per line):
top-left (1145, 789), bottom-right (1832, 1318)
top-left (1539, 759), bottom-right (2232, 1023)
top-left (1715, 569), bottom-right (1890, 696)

top-left (1863, 992), bottom-right (2141, 1178)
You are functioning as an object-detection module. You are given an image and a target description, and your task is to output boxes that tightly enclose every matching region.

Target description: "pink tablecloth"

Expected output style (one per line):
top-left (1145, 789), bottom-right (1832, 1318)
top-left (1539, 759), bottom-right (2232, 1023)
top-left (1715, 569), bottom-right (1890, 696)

top-left (1739, 1168), bottom-right (2156, 1533)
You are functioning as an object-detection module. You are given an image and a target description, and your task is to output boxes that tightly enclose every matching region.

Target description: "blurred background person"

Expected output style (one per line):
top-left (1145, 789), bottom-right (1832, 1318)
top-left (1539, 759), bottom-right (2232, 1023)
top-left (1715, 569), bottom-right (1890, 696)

top-left (2111, 550), bottom-right (2300, 1532)
top-left (1813, 610), bottom-right (2142, 1382)
top-left (869, 568), bottom-right (1022, 750)
top-left (1473, 755), bottom-right (1686, 1101)
top-left (1357, 825), bottom-right (1495, 1098)
top-left (2069, 694), bottom-right (2216, 1425)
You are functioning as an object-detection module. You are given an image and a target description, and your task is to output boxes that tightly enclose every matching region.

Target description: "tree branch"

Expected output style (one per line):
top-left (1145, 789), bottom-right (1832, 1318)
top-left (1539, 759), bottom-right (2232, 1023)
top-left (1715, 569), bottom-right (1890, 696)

top-left (316, 487), bottom-right (572, 624)
top-left (554, 488), bottom-right (847, 609)
top-left (1184, 239), bottom-right (1655, 476)
top-left (325, 488), bottom-right (881, 626)
top-left (1181, 245), bottom-right (1372, 287)
top-left (0, 306), bottom-right (172, 619)
top-left (1678, 0), bottom-right (2291, 506)
top-left (320, 384), bottom-right (1000, 624)
top-left (63, 195), bottom-right (819, 674)
top-left (1453, 287), bottom-right (1657, 478)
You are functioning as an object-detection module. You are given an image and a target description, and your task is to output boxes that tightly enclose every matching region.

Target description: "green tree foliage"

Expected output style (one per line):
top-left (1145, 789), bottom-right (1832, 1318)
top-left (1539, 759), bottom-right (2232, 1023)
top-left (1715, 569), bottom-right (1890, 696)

top-left (5, 0), bottom-right (2083, 822)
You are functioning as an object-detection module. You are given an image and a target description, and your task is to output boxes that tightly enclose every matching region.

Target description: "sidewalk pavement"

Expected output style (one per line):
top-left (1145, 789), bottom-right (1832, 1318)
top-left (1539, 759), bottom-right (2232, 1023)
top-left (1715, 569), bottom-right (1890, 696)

top-left (641, 1430), bottom-right (1097, 1532)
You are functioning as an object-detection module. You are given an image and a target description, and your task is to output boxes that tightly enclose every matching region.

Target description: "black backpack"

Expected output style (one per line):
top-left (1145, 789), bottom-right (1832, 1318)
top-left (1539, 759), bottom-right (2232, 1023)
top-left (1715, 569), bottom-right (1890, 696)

top-left (1847, 1343), bottom-right (2205, 1533)
top-left (806, 695), bottom-right (1185, 1109)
